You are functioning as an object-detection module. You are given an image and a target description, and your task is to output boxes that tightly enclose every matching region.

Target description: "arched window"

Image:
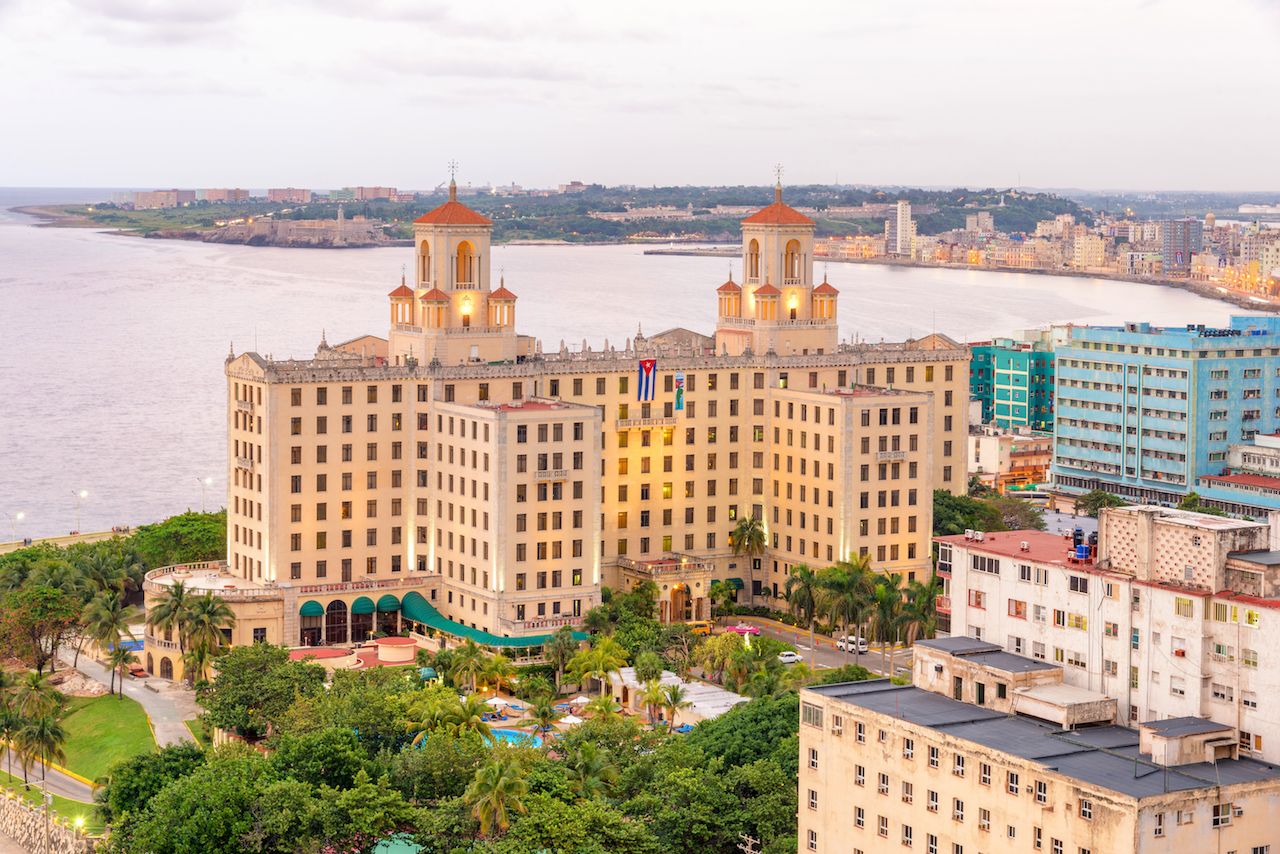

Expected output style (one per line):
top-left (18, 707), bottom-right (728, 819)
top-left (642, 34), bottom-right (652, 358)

top-left (746, 239), bottom-right (760, 282)
top-left (159, 657), bottom-right (173, 680)
top-left (456, 241), bottom-right (476, 287)
top-left (784, 239), bottom-right (802, 283)
top-left (326, 600), bottom-right (349, 645)
top-left (419, 240), bottom-right (431, 285)
top-left (146, 653), bottom-right (154, 675)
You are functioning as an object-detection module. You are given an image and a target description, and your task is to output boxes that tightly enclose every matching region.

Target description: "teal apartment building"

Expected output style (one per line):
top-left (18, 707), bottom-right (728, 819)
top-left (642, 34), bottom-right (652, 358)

top-left (1052, 316), bottom-right (1280, 505)
top-left (969, 336), bottom-right (1055, 430)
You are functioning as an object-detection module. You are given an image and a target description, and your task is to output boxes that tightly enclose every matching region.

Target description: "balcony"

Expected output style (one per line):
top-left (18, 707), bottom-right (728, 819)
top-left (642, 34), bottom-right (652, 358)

top-left (235, 456), bottom-right (254, 470)
top-left (534, 469), bottom-right (568, 481)
top-left (393, 323), bottom-right (423, 334)
top-left (935, 595), bottom-right (951, 614)
top-left (616, 416), bottom-right (676, 429)
top-left (877, 450), bottom-right (906, 462)
top-left (616, 555), bottom-right (714, 578)
top-left (235, 399), bottom-right (253, 413)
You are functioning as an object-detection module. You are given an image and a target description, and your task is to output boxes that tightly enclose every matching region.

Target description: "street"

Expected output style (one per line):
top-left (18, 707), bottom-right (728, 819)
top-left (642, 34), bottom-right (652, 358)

top-left (728, 617), bottom-right (914, 678)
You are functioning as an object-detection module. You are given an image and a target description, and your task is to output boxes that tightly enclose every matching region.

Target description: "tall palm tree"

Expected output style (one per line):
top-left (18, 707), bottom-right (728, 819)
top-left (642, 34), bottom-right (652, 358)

top-left (445, 695), bottom-right (495, 743)
top-left (0, 670), bottom-right (17, 782)
top-left (730, 516), bottom-right (767, 600)
top-left (146, 580), bottom-right (191, 655)
top-left (901, 574), bottom-right (941, 647)
top-left (16, 714), bottom-right (66, 788)
top-left (465, 756), bottom-right (529, 837)
top-left (639, 679), bottom-right (668, 727)
top-left (76, 550), bottom-right (128, 596)
top-left (405, 696), bottom-right (452, 748)
top-left (543, 627), bottom-right (579, 692)
top-left (568, 637), bottom-right (628, 697)
top-left (564, 741), bottom-right (617, 800)
top-left (526, 697), bottom-right (562, 737)
top-left (13, 672), bottom-right (61, 720)
top-left (184, 593), bottom-right (235, 654)
top-left (449, 640), bottom-right (487, 693)
top-left (662, 683), bottom-right (692, 730)
top-left (869, 573), bottom-right (905, 676)
top-left (583, 695), bottom-right (622, 722)
top-left (83, 591), bottom-right (133, 692)
top-left (106, 647), bottom-right (138, 698)
top-left (784, 564), bottom-right (822, 659)
top-left (818, 557), bottom-right (874, 666)
top-left (480, 654), bottom-right (515, 698)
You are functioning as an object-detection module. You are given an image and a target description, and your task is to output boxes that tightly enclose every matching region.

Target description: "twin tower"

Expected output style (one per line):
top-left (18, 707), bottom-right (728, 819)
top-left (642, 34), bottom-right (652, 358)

top-left (387, 179), bottom-right (840, 365)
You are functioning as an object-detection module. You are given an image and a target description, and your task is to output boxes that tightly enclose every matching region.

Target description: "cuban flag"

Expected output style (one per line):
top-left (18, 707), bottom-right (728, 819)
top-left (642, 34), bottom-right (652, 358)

top-left (637, 359), bottom-right (657, 401)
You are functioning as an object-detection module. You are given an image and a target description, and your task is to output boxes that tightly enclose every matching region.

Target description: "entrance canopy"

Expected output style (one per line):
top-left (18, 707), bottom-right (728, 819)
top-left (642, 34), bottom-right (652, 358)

top-left (725, 577), bottom-right (745, 590)
top-left (299, 600), bottom-right (324, 617)
top-left (377, 594), bottom-right (401, 612)
top-left (351, 596), bottom-right (376, 615)
top-left (400, 591), bottom-right (587, 648)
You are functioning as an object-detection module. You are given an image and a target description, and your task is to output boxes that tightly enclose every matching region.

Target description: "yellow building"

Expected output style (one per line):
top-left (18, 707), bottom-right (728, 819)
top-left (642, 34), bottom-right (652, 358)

top-left (144, 178), bottom-right (971, 679)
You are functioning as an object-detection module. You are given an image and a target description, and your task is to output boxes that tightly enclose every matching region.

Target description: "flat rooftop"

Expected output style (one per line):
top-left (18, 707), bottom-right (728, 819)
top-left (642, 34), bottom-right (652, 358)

top-left (933, 529), bottom-right (1091, 568)
top-left (149, 564), bottom-right (271, 594)
top-left (1142, 716), bottom-right (1233, 738)
top-left (916, 637), bottom-right (1058, 674)
top-left (808, 680), bottom-right (1280, 798)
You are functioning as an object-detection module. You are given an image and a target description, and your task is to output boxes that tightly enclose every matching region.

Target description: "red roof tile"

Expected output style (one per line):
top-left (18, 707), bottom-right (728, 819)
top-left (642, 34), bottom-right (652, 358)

top-left (419, 288), bottom-right (449, 302)
top-left (741, 185), bottom-right (815, 226)
top-left (754, 283), bottom-right (781, 296)
top-left (933, 529), bottom-right (1090, 568)
top-left (489, 286), bottom-right (517, 300)
top-left (717, 279), bottom-right (742, 293)
top-left (812, 282), bottom-right (839, 295)
top-left (388, 284), bottom-right (415, 298)
top-left (413, 182), bottom-right (492, 226)
top-left (1201, 472), bottom-right (1280, 490)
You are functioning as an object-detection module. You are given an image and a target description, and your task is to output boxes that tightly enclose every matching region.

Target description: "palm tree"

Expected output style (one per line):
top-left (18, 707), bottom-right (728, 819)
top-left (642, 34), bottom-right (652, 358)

top-left (564, 741), bottom-right (617, 800)
top-left (445, 695), bottom-right (495, 743)
top-left (184, 593), bottom-right (235, 654)
top-left (106, 646), bottom-right (138, 698)
top-left (13, 672), bottom-right (61, 720)
top-left (707, 580), bottom-right (736, 621)
top-left (82, 591), bottom-right (133, 692)
top-left (662, 683), bottom-right (692, 730)
top-left (405, 696), bottom-right (452, 748)
top-left (818, 557), bottom-right (874, 666)
top-left (526, 697), bottom-right (562, 736)
top-left (783, 563), bottom-right (822, 659)
top-left (480, 654), bottom-right (515, 698)
top-left (580, 606), bottom-right (613, 637)
top-left (582, 695), bottom-right (622, 722)
top-left (146, 580), bottom-right (191, 655)
top-left (182, 643), bottom-right (214, 685)
top-left (639, 679), bottom-right (668, 727)
top-left (76, 550), bottom-right (128, 596)
top-left (730, 516), bottom-right (767, 600)
top-left (543, 627), bottom-right (579, 692)
top-left (869, 573), bottom-right (905, 675)
top-left (449, 640), bottom-right (487, 693)
top-left (901, 574), bottom-right (941, 647)
top-left (16, 714), bottom-right (66, 788)
top-left (568, 637), bottom-right (628, 697)
top-left (465, 755), bottom-right (529, 837)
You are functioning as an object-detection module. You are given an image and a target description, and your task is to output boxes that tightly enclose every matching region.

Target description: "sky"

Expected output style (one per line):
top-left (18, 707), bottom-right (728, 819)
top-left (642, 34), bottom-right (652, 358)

top-left (0, 0), bottom-right (1277, 191)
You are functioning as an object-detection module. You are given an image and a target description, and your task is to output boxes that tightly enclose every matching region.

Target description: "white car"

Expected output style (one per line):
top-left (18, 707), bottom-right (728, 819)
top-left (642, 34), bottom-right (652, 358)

top-left (835, 636), bottom-right (870, 653)
top-left (778, 651), bottom-right (803, 664)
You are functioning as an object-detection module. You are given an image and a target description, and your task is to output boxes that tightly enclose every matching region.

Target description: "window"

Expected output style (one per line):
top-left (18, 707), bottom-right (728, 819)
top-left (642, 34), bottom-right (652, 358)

top-left (1079, 798), bottom-right (1092, 820)
top-left (1068, 575), bottom-right (1088, 594)
top-left (878, 815), bottom-right (888, 837)
top-left (878, 772), bottom-right (889, 794)
top-left (855, 765), bottom-right (865, 786)
top-left (952, 798), bottom-right (964, 822)
top-left (1153, 813), bottom-right (1164, 837)
top-left (902, 825), bottom-right (913, 847)
top-left (1007, 771), bottom-right (1019, 795)
top-left (1035, 781), bottom-right (1048, 804)
top-left (903, 737), bottom-right (914, 759)
top-left (855, 806), bottom-right (864, 828)
top-left (979, 808), bottom-right (990, 832)
top-left (928, 746), bottom-right (939, 768)
top-left (1211, 803), bottom-right (1232, 828)
top-left (902, 780), bottom-right (914, 804)
top-left (927, 790), bottom-right (938, 813)
top-left (979, 762), bottom-right (991, 786)
top-left (807, 747), bottom-right (818, 770)
top-left (806, 830), bottom-right (817, 851)
top-left (953, 754), bottom-right (965, 777)
top-left (855, 721), bottom-right (866, 743)
top-left (801, 702), bottom-right (823, 728)
top-left (1174, 597), bottom-right (1194, 618)
top-left (807, 788), bottom-right (817, 810)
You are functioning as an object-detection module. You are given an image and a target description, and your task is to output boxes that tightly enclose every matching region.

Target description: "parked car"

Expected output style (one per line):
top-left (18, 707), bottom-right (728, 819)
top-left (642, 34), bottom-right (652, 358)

top-left (778, 650), bottom-right (803, 664)
top-left (725, 623), bottom-right (761, 636)
top-left (686, 620), bottom-right (714, 636)
top-left (835, 635), bottom-right (869, 653)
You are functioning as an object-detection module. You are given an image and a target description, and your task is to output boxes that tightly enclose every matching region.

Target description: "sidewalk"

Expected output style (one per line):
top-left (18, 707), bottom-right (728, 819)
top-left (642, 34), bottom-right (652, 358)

top-left (63, 656), bottom-right (199, 747)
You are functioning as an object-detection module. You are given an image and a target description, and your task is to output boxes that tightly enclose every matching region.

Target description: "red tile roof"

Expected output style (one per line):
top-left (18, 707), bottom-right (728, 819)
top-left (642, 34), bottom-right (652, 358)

top-left (741, 185), bottom-right (815, 226)
top-left (754, 283), bottom-right (781, 296)
top-left (1201, 472), bottom-right (1280, 490)
top-left (812, 282), bottom-right (839, 295)
top-left (489, 286), bottom-right (517, 300)
top-left (717, 279), bottom-right (742, 293)
top-left (419, 287), bottom-right (449, 302)
top-left (388, 284), bottom-right (415, 298)
top-left (933, 529), bottom-right (1091, 569)
top-left (413, 182), bottom-right (492, 226)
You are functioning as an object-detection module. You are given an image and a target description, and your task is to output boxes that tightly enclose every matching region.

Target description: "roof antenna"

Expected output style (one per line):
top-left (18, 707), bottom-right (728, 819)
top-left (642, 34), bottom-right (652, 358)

top-left (773, 163), bottom-right (784, 203)
top-left (447, 159), bottom-right (459, 201)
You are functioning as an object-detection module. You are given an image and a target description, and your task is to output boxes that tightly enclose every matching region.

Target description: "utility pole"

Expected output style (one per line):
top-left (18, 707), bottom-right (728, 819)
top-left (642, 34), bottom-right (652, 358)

top-left (737, 833), bottom-right (762, 854)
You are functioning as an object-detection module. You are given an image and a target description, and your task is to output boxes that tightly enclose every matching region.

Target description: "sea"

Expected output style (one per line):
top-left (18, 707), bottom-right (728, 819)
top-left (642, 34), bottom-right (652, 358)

top-left (0, 188), bottom-right (1246, 538)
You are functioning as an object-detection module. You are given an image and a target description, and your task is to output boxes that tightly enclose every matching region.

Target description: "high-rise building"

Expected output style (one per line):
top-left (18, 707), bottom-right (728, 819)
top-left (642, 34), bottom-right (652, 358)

top-left (1161, 218), bottom-right (1204, 276)
top-left (799, 646), bottom-right (1280, 854)
top-left (936, 503), bottom-right (1280, 763)
top-left (268, 188), bottom-right (313, 204)
top-left (967, 333), bottom-right (1056, 430)
top-left (142, 177), bottom-right (971, 682)
top-left (1070, 233), bottom-right (1106, 270)
top-left (964, 211), bottom-right (994, 234)
top-left (1052, 317), bottom-right (1280, 505)
top-left (885, 200), bottom-right (915, 256)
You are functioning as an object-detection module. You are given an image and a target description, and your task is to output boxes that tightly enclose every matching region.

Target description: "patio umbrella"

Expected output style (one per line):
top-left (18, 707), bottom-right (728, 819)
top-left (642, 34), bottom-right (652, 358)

top-left (561, 714), bottom-right (584, 725)
top-left (569, 695), bottom-right (591, 705)
top-left (485, 697), bottom-right (507, 707)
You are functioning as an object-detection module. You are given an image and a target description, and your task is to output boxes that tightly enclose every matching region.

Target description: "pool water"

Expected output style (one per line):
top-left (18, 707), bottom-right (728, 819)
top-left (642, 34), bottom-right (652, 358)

top-left (490, 728), bottom-right (543, 748)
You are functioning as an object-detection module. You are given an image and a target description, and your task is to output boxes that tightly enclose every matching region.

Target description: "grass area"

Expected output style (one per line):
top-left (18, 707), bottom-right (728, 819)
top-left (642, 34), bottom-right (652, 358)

top-left (61, 694), bottom-right (156, 781)
top-left (184, 718), bottom-right (210, 749)
top-left (0, 770), bottom-right (103, 834)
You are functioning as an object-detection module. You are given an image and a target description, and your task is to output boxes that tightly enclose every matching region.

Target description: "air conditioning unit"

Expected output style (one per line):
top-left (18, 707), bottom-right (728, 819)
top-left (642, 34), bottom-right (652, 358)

top-left (964, 528), bottom-right (975, 540)
top-left (1234, 806), bottom-right (1245, 817)
top-left (1173, 649), bottom-right (1186, 657)
top-left (1020, 541), bottom-right (1030, 551)
top-left (974, 531), bottom-right (985, 542)
top-left (934, 664), bottom-right (944, 674)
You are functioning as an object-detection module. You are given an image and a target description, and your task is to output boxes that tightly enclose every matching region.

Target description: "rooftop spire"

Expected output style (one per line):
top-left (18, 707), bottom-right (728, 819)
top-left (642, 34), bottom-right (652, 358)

top-left (447, 159), bottom-right (459, 202)
top-left (773, 162), bottom-right (784, 204)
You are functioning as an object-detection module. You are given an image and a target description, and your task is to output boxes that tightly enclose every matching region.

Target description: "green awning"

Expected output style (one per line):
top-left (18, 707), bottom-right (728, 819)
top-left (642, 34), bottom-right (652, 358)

top-left (351, 596), bottom-right (376, 615)
top-left (376, 594), bottom-right (401, 612)
top-left (400, 591), bottom-right (587, 648)
top-left (418, 667), bottom-right (438, 680)
top-left (299, 600), bottom-right (324, 617)
top-left (725, 577), bottom-right (745, 590)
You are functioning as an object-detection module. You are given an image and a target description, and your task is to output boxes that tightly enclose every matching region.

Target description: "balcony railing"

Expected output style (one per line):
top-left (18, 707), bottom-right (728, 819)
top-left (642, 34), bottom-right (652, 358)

top-left (616, 416), bottom-right (676, 429)
top-left (534, 469), bottom-right (569, 481)
top-left (935, 595), bottom-right (951, 614)
top-left (616, 555), bottom-right (714, 576)
top-left (235, 399), bottom-right (253, 413)
top-left (877, 450), bottom-right (906, 462)
top-left (144, 561), bottom-right (283, 601)
top-left (394, 323), bottom-right (423, 334)
top-left (235, 456), bottom-right (254, 470)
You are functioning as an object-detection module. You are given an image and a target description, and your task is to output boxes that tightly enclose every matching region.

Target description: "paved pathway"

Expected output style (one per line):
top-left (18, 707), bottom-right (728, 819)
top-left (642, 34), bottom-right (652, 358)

top-left (727, 616), bottom-right (914, 676)
top-left (61, 656), bottom-right (198, 747)
top-left (0, 750), bottom-right (92, 801)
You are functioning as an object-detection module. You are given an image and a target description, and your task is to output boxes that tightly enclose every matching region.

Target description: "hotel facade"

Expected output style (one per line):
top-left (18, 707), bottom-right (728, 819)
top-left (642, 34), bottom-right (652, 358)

top-left (144, 180), bottom-right (970, 680)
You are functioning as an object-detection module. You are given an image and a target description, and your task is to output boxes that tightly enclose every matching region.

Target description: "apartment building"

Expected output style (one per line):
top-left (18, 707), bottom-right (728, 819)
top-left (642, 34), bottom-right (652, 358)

top-left (1052, 317), bottom-right (1280, 505)
top-left (1198, 433), bottom-right (1280, 517)
top-left (144, 177), bottom-right (971, 680)
top-left (968, 331), bottom-right (1058, 430)
top-left (799, 653), bottom-right (1280, 854)
top-left (938, 504), bottom-right (1280, 762)
top-left (968, 424), bottom-right (1053, 493)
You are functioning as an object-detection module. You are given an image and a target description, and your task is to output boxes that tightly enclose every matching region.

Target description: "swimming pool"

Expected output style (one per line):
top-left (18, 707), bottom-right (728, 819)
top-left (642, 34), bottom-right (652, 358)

top-left (490, 728), bottom-right (542, 748)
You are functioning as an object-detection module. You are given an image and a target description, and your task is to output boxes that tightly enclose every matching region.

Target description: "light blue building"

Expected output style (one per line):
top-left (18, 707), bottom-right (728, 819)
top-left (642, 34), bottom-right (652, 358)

top-left (1053, 316), bottom-right (1280, 506)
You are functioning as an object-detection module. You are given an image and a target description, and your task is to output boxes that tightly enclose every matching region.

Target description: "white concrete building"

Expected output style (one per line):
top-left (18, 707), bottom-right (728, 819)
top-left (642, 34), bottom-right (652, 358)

top-left (937, 505), bottom-right (1280, 762)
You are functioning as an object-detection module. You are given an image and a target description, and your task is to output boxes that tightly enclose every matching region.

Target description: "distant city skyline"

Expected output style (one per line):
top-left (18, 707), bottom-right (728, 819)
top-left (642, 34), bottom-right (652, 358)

top-left (1, 0), bottom-right (1277, 191)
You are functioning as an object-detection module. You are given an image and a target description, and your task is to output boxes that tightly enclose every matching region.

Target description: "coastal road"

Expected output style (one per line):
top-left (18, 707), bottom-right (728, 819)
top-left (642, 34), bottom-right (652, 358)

top-left (0, 750), bottom-right (93, 802)
top-left (727, 617), bottom-right (913, 678)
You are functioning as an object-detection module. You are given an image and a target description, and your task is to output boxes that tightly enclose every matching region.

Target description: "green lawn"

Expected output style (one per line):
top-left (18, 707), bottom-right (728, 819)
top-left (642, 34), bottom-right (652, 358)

top-left (0, 770), bottom-right (104, 834)
top-left (61, 695), bottom-right (156, 781)
top-left (184, 718), bottom-right (210, 749)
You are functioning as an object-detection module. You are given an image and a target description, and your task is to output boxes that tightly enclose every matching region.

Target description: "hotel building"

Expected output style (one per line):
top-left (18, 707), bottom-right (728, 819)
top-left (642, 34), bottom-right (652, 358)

top-left (799, 643), bottom-right (1280, 854)
top-left (1052, 317), bottom-right (1280, 506)
top-left (938, 504), bottom-right (1280, 764)
top-left (143, 179), bottom-right (970, 680)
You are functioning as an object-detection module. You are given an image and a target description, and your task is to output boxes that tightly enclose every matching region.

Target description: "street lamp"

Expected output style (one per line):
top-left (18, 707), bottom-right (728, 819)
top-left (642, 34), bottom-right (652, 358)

top-left (72, 489), bottom-right (88, 534)
top-left (196, 476), bottom-right (213, 513)
top-left (2, 511), bottom-right (23, 542)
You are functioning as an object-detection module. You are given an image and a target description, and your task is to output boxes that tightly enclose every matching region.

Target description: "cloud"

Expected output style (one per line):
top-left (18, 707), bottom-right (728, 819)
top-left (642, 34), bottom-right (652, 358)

top-left (69, 0), bottom-right (244, 44)
top-left (366, 52), bottom-right (587, 83)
